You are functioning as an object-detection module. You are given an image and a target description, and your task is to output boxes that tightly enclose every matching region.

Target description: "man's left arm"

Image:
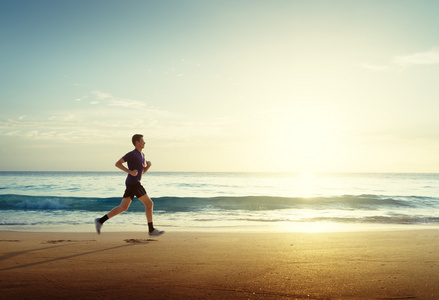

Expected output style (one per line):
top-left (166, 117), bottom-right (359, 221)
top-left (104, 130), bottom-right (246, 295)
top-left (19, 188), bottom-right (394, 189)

top-left (143, 160), bottom-right (152, 174)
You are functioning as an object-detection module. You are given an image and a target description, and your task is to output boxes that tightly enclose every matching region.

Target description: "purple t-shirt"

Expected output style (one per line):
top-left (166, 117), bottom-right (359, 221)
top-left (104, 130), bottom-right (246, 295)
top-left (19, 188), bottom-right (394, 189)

top-left (122, 149), bottom-right (145, 184)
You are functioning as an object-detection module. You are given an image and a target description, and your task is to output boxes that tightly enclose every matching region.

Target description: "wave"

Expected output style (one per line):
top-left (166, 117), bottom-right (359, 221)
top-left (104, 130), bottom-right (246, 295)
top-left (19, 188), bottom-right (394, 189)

top-left (0, 193), bottom-right (435, 212)
top-left (1, 194), bottom-right (438, 226)
top-left (296, 216), bottom-right (439, 224)
top-left (235, 216), bottom-right (439, 224)
top-left (12, 199), bottom-right (70, 210)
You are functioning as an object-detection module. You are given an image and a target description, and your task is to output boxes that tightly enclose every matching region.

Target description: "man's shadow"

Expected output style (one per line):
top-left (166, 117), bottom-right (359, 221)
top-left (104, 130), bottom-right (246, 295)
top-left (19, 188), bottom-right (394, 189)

top-left (0, 240), bottom-right (149, 272)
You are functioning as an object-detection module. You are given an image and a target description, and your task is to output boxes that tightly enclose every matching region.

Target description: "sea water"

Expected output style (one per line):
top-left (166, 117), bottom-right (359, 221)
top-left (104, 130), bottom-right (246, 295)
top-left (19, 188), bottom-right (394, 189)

top-left (0, 172), bottom-right (438, 232)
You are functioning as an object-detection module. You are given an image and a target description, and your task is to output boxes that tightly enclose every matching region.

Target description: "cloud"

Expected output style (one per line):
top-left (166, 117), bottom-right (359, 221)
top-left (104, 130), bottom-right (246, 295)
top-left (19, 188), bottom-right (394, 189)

top-left (0, 100), bottom-right (180, 144)
top-left (0, 89), bottom-right (234, 147)
top-left (108, 99), bottom-right (146, 108)
top-left (92, 91), bottom-right (112, 100)
top-left (361, 47), bottom-right (439, 72)
top-left (393, 48), bottom-right (439, 68)
top-left (90, 90), bottom-right (146, 108)
top-left (358, 63), bottom-right (389, 72)
top-left (0, 108), bottom-right (242, 148)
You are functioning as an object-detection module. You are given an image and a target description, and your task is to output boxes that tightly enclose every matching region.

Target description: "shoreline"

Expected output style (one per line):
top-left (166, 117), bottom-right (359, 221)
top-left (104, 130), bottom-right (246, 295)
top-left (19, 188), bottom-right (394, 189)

top-left (2, 222), bottom-right (439, 234)
top-left (1, 229), bottom-right (439, 299)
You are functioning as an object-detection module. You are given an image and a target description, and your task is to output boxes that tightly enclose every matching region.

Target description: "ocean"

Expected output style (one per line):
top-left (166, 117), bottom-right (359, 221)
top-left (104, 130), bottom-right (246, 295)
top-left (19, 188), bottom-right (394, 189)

top-left (1, 172), bottom-right (438, 233)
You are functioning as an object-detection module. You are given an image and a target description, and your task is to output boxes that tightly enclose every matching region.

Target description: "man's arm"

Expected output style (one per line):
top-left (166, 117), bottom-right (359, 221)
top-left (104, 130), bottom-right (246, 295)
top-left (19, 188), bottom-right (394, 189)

top-left (143, 161), bottom-right (152, 174)
top-left (115, 158), bottom-right (138, 177)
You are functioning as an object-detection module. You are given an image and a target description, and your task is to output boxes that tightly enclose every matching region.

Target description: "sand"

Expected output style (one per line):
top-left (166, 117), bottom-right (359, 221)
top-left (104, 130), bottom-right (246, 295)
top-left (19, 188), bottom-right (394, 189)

top-left (1, 229), bottom-right (439, 299)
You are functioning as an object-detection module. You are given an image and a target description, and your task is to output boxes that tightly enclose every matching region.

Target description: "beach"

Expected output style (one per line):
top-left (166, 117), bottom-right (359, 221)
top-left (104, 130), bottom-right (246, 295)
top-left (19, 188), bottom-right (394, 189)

top-left (1, 173), bottom-right (439, 298)
top-left (1, 229), bottom-right (438, 299)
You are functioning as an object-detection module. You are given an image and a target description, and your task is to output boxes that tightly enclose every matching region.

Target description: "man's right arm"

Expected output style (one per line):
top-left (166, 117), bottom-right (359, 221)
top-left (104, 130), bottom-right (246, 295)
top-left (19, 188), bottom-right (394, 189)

top-left (115, 158), bottom-right (138, 177)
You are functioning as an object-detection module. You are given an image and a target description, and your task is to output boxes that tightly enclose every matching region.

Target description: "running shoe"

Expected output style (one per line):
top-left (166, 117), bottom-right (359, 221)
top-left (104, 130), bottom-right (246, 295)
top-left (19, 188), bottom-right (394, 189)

top-left (149, 229), bottom-right (165, 237)
top-left (94, 218), bottom-right (103, 234)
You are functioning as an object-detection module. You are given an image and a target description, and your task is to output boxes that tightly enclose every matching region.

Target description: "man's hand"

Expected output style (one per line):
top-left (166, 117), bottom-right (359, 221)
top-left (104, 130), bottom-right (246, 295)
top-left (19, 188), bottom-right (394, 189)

top-left (130, 169), bottom-right (138, 177)
top-left (142, 161), bottom-right (152, 174)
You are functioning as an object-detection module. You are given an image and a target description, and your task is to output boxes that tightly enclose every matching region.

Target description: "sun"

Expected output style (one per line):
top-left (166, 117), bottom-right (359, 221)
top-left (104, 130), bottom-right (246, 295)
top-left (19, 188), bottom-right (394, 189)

top-left (260, 107), bottom-right (340, 173)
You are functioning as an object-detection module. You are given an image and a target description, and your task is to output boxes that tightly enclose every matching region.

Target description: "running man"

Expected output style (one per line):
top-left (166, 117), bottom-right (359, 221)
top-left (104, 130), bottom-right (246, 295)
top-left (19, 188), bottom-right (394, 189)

top-left (95, 134), bottom-right (164, 236)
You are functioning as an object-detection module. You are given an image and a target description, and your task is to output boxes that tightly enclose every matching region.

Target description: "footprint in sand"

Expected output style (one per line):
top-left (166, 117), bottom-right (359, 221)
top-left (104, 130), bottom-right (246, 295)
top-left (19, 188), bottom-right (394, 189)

top-left (124, 239), bottom-right (157, 243)
top-left (45, 240), bottom-right (96, 244)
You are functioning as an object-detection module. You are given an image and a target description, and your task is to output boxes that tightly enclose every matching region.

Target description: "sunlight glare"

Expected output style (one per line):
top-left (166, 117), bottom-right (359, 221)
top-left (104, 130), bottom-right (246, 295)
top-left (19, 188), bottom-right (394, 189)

top-left (262, 107), bottom-right (340, 172)
top-left (296, 172), bottom-right (316, 198)
top-left (282, 222), bottom-right (344, 233)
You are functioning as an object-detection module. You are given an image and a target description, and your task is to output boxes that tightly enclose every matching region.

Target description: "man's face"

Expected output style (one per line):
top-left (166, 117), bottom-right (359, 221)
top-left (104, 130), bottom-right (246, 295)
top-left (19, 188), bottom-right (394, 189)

top-left (137, 138), bottom-right (145, 148)
top-left (136, 138), bottom-right (145, 149)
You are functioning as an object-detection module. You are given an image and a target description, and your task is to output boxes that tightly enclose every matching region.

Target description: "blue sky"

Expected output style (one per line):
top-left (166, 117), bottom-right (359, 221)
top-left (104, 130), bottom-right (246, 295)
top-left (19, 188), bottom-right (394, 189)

top-left (1, 0), bottom-right (439, 172)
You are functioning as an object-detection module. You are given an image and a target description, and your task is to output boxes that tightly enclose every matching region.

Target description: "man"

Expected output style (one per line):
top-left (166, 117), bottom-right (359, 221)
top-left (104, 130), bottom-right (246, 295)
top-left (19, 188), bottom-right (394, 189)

top-left (95, 134), bottom-right (164, 236)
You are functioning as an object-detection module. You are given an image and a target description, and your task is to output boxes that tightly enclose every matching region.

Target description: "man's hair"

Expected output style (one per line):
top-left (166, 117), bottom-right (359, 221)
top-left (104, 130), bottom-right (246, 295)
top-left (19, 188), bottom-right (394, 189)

top-left (132, 134), bottom-right (143, 146)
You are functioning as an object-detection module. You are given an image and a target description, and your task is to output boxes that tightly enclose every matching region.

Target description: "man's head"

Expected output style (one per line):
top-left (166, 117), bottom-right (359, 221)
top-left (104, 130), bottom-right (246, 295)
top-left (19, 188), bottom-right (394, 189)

top-left (132, 134), bottom-right (144, 147)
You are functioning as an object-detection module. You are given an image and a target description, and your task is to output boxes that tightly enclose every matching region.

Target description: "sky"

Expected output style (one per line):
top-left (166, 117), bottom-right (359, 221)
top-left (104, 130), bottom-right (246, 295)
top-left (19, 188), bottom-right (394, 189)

top-left (1, 0), bottom-right (439, 172)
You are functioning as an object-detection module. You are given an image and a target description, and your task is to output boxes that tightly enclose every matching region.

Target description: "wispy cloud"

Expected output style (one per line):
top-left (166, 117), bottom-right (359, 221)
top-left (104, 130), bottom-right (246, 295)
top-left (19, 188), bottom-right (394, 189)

top-left (393, 48), bottom-right (439, 68)
top-left (0, 92), bottom-right (225, 146)
top-left (0, 88), bottom-right (245, 147)
top-left (91, 90), bottom-right (112, 100)
top-left (360, 47), bottom-right (439, 72)
top-left (90, 90), bottom-right (146, 108)
top-left (0, 109), bottom-right (243, 148)
top-left (358, 63), bottom-right (389, 72)
top-left (107, 99), bottom-right (146, 108)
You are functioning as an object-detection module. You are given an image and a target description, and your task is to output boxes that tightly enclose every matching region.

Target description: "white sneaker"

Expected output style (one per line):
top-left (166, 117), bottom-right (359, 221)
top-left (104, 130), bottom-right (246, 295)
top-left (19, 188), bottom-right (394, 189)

top-left (95, 218), bottom-right (103, 234)
top-left (149, 229), bottom-right (165, 237)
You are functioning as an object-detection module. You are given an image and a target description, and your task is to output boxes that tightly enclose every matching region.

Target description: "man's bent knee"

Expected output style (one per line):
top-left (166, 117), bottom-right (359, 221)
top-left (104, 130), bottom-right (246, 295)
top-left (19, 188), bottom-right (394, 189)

top-left (119, 198), bottom-right (132, 211)
top-left (139, 195), bottom-right (153, 207)
top-left (119, 204), bottom-right (129, 212)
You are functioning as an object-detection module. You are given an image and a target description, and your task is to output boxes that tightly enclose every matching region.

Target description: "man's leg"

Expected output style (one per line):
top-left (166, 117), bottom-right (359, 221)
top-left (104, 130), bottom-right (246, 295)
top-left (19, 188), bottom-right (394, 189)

top-left (95, 197), bottom-right (132, 234)
top-left (138, 194), bottom-right (164, 236)
top-left (107, 197), bottom-right (132, 218)
top-left (138, 194), bottom-right (153, 223)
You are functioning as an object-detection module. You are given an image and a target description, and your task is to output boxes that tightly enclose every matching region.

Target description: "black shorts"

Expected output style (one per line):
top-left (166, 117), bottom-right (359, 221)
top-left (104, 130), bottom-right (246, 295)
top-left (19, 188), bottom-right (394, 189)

top-left (123, 183), bottom-right (146, 200)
